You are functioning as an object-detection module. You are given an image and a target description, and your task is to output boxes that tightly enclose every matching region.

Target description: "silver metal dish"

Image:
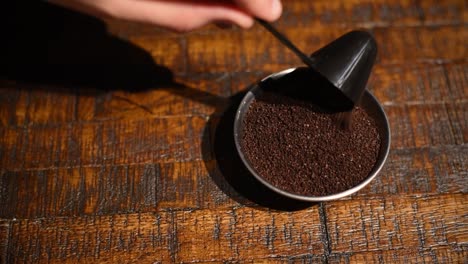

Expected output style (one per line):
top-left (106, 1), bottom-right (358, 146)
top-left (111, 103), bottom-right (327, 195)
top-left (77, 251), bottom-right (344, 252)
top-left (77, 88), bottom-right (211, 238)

top-left (234, 68), bottom-right (391, 202)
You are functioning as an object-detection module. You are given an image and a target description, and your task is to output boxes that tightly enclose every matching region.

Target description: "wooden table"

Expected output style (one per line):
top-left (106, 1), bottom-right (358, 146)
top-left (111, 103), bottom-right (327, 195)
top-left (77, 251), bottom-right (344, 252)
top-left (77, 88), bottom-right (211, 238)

top-left (1, 0), bottom-right (467, 263)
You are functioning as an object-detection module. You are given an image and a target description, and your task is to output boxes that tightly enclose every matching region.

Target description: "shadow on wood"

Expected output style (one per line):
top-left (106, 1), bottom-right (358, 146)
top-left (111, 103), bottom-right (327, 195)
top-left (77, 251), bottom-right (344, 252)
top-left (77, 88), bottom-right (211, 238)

top-left (3, 1), bottom-right (313, 211)
top-left (1, 1), bottom-right (227, 113)
top-left (202, 91), bottom-right (315, 211)
top-left (2, 1), bottom-right (175, 92)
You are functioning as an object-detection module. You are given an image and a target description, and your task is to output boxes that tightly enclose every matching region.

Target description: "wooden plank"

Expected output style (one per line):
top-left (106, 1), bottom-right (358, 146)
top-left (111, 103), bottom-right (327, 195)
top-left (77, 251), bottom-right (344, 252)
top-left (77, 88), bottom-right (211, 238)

top-left (0, 85), bottom-right (24, 127)
top-left (374, 26), bottom-right (467, 65)
top-left (328, 247), bottom-right (468, 263)
top-left (0, 116), bottom-right (207, 170)
top-left (0, 220), bottom-right (9, 264)
top-left (5, 208), bottom-right (322, 263)
top-left (385, 102), bottom-right (466, 149)
top-left (415, 0), bottom-right (467, 26)
top-left (0, 87), bottom-right (29, 127)
top-left (366, 145), bottom-right (468, 196)
top-left (126, 36), bottom-right (186, 74)
top-left (26, 88), bottom-right (77, 125)
top-left (325, 194), bottom-right (468, 254)
top-left (1, 144), bottom-right (465, 219)
top-left (185, 27), bottom-right (338, 74)
top-left (3, 195), bottom-right (466, 263)
top-left (77, 76), bottom-right (229, 122)
top-left (1, 63), bottom-right (465, 127)
top-left (6, 195), bottom-right (468, 262)
top-left (444, 63), bottom-right (468, 101)
top-left (0, 161), bottom-right (235, 219)
top-left (184, 25), bottom-right (466, 74)
top-left (103, 0), bottom-right (465, 38)
top-left (445, 101), bottom-right (468, 144)
top-left (272, 255), bottom-right (326, 263)
top-left (370, 63), bottom-right (467, 104)
top-left (1, 72), bottom-right (251, 126)
top-left (0, 102), bottom-right (465, 188)
top-left (281, 0), bottom-right (465, 28)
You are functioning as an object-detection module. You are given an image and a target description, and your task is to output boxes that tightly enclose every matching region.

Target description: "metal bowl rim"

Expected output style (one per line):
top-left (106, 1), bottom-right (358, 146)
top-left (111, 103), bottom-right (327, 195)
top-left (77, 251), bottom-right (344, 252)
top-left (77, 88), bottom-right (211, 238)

top-left (233, 68), bottom-right (391, 202)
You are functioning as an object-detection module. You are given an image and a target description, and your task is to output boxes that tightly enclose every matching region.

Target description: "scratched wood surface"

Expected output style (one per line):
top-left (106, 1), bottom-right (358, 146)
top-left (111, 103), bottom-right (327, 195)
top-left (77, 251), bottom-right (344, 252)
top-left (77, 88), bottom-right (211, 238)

top-left (1, 0), bottom-right (467, 263)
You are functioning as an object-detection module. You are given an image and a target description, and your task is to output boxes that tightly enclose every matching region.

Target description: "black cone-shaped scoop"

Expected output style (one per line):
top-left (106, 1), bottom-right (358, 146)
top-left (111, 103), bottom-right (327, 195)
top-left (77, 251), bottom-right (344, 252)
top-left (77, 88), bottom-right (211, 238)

top-left (233, 27), bottom-right (390, 202)
top-left (309, 31), bottom-right (378, 109)
top-left (256, 19), bottom-right (378, 111)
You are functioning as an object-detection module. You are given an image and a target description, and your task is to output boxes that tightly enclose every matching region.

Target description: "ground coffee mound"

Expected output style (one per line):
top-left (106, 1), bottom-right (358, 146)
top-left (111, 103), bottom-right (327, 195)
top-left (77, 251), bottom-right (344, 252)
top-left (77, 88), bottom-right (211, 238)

top-left (241, 91), bottom-right (381, 197)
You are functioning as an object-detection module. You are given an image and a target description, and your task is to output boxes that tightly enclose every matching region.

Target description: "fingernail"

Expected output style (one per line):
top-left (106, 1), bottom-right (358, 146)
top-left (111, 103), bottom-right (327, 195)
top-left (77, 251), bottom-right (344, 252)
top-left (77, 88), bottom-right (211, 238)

top-left (270, 0), bottom-right (282, 20)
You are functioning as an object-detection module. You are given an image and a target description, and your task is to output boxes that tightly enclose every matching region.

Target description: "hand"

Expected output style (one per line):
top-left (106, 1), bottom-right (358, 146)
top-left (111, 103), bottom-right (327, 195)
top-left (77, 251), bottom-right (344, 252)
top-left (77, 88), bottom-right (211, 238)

top-left (48, 0), bottom-right (283, 32)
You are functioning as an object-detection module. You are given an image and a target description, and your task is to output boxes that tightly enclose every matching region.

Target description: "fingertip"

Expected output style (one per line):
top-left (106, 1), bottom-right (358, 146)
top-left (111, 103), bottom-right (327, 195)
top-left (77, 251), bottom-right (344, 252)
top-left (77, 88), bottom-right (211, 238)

top-left (210, 9), bottom-right (254, 29)
top-left (236, 17), bottom-right (255, 28)
top-left (235, 0), bottom-right (282, 22)
top-left (268, 0), bottom-right (283, 22)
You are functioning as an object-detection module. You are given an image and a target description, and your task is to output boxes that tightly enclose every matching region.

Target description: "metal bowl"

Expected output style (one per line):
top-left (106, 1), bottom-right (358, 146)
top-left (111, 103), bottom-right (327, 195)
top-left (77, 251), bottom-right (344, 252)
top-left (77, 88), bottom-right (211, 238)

top-left (233, 68), bottom-right (391, 202)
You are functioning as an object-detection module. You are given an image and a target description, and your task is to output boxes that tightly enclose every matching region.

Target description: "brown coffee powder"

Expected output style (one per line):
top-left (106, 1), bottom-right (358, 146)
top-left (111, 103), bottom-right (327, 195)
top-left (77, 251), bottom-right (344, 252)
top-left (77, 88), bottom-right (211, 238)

top-left (241, 91), bottom-right (381, 197)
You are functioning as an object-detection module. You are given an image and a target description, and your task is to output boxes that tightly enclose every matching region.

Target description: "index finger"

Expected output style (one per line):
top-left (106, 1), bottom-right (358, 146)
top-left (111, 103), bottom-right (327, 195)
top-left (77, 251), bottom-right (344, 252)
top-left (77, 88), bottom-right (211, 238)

top-left (234, 0), bottom-right (282, 21)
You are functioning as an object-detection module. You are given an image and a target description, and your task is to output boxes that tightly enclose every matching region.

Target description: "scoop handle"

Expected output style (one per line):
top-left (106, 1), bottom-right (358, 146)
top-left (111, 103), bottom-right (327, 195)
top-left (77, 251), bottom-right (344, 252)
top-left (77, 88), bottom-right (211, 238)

top-left (255, 18), bottom-right (315, 68)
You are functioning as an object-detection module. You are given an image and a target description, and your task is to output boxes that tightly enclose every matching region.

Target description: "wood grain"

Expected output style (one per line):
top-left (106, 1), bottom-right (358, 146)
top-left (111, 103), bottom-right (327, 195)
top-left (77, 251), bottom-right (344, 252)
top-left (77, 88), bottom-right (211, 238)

top-left (1, 0), bottom-right (467, 263)
top-left (104, 0), bottom-right (466, 38)
top-left (181, 25), bottom-right (466, 74)
top-left (1, 62), bottom-right (465, 128)
top-left (370, 63), bottom-right (467, 104)
top-left (106, 25), bottom-right (468, 76)
top-left (0, 220), bottom-right (9, 264)
top-left (325, 194), bottom-right (467, 253)
top-left (1, 144), bottom-right (465, 219)
top-left (5, 208), bottom-right (322, 263)
top-left (328, 247), bottom-right (468, 264)
top-left (0, 101), bottom-right (465, 172)
top-left (0, 116), bottom-right (207, 170)
top-left (385, 102), bottom-right (466, 149)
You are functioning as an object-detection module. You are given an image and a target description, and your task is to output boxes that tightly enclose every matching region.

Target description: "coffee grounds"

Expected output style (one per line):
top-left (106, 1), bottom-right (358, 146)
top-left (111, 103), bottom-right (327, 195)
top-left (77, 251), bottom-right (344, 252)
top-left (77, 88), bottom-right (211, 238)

top-left (241, 91), bottom-right (381, 197)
